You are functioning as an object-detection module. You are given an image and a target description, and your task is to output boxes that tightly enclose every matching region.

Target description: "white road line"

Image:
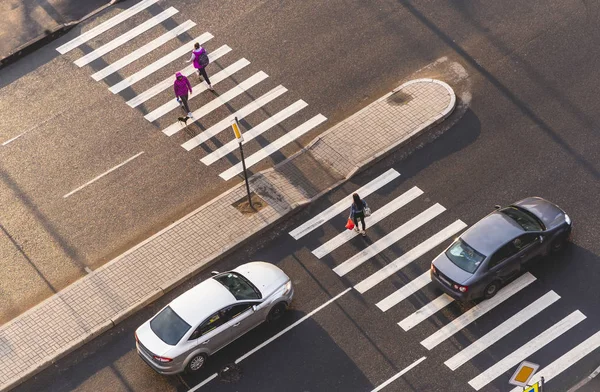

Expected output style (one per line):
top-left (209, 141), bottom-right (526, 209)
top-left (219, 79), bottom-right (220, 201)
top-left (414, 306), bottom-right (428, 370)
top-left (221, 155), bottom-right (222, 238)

top-left (181, 85), bottom-right (287, 150)
top-left (313, 187), bottom-right (423, 259)
top-left (163, 71), bottom-right (268, 136)
top-left (371, 356), bottom-right (427, 392)
top-left (74, 7), bottom-right (178, 67)
top-left (109, 32), bottom-right (213, 94)
top-left (125, 45), bottom-right (232, 105)
top-left (288, 169), bottom-right (401, 240)
top-left (354, 220), bottom-right (467, 293)
top-left (446, 291), bottom-right (560, 371)
top-left (63, 152), bottom-right (144, 198)
top-left (200, 100), bottom-right (308, 163)
top-left (509, 330), bottom-right (600, 392)
top-left (92, 20), bottom-right (196, 80)
top-left (219, 114), bottom-right (327, 181)
top-left (235, 288), bottom-right (351, 363)
top-left (145, 57), bottom-right (249, 121)
top-left (468, 310), bottom-right (587, 391)
top-left (398, 294), bottom-right (454, 331)
top-left (2, 133), bottom-right (24, 146)
top-left (421, 272), bottom-right (537, 350)
top-left (333, 204), bottom-right (446, 277)
top-left (187, 373), bottom-right (218, 392)
top-left (376, 271), bottom-right (431, 312)
top-left (57, 0), bottom-right (160, 54)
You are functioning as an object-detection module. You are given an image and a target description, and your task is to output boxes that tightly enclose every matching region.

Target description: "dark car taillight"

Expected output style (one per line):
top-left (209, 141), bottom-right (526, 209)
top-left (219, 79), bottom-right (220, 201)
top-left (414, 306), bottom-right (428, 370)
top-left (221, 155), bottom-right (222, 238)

top-left (453, 284), bottom-right (468, 292)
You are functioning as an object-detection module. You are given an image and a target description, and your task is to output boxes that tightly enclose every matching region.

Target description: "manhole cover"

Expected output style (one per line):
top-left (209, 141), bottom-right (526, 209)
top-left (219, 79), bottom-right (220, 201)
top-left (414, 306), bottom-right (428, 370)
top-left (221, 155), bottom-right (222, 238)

top-left (219, 362), bottom-right (243, 383)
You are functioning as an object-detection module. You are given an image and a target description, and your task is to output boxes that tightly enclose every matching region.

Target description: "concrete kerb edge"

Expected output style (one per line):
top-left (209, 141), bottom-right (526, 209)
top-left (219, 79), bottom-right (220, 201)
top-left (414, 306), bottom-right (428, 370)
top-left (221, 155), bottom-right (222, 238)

top-left (568, 365), bottom-right (600, 392)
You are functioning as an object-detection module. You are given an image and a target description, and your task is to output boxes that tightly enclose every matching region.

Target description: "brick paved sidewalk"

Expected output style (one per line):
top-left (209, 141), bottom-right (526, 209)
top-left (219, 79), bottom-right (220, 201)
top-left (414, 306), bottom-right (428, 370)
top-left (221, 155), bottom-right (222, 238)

top-left (0, 79), bottom-right (455, 391)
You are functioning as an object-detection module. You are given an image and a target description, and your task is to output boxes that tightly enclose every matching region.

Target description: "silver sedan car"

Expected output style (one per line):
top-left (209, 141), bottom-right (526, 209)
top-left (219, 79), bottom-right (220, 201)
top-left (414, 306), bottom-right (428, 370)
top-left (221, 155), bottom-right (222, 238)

top-left (135, 262), bottom-right (293, 374)
top-left (430, 197), bottom-right (572, 302)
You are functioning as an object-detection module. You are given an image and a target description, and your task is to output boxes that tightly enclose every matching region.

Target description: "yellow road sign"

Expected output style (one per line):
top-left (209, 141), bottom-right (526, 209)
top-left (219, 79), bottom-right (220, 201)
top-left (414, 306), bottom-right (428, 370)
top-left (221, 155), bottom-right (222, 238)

top-left (509, 360), bottom-right (539, 387)
top-left (232, 121), bottom-right (243, 140)
top-left (523, 381), bottom-right (539, 392)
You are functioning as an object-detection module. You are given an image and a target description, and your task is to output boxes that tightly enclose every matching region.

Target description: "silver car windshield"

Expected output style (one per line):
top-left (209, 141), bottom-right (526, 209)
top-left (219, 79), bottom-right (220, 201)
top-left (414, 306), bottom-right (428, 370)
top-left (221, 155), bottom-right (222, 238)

top-left (445, 239), bottom-right (485, 273)
top-left (500, 206), bottom-right (545, 231)
top-left (150, 306), bottom-right (191, 345)
top-left (213, 272), bottom-right (261, 300)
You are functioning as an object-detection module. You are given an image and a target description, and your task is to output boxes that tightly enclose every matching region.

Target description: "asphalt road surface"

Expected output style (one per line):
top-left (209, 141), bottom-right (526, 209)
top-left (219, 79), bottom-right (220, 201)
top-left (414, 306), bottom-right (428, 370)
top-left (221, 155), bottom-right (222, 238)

top-left (4, 0), bottom-right (600, 389)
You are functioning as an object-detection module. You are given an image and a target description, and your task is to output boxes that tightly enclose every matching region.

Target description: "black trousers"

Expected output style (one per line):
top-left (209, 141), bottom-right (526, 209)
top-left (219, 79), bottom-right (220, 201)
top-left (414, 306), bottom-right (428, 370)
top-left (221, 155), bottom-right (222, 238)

top-left (179, 94), bottom-right (191, 113)
top-left (353, 212), bottom-right (366, 231)
top-left (198, 67), bottom-right (211, 85)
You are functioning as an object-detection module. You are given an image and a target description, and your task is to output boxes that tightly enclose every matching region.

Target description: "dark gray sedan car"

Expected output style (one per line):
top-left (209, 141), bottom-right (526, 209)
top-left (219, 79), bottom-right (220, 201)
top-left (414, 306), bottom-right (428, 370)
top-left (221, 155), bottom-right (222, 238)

top-left (430, 197), bottom-right (572, 301)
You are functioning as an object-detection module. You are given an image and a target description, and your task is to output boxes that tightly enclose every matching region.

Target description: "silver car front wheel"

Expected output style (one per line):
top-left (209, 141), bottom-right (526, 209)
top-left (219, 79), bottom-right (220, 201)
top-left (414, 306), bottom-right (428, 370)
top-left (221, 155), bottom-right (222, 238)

top-left (186, 353), bottom-right (207, 373)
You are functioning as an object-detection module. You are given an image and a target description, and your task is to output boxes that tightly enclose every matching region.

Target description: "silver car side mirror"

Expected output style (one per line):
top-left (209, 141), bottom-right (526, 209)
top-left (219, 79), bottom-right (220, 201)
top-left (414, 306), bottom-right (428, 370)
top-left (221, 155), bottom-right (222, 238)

top-left (494, 205), bottom-right (501, 210)
top-left (252, 305), bottom-right (258, 312)
top-left (211, 271), bottom-right (219, 276)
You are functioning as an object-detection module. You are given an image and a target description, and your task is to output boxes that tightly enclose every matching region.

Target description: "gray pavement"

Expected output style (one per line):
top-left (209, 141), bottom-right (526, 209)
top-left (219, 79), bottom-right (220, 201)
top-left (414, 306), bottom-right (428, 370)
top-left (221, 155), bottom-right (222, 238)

top-left (0, 78), bottom-right (454, 391)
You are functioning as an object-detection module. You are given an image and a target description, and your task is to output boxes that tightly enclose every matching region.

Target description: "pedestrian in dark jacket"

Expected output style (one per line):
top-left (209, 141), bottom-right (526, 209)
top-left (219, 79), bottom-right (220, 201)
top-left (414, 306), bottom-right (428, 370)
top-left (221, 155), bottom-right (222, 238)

top-left (350, 193), bottom-right (368, 236)
top-left (187, 42), bottom-right (213, 90)
top-left (174, 72), bottom-right (193, 118)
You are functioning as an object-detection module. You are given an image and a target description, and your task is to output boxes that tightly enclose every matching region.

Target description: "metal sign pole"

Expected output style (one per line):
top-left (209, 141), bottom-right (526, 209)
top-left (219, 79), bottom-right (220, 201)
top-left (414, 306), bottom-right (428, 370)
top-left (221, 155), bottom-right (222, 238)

top-left (232, 117), bottom-right (253, 210)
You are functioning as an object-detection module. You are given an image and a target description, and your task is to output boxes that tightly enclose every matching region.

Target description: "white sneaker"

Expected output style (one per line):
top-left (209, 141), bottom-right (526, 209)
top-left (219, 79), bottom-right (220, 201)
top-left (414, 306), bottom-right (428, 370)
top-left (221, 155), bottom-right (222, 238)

top-left (361, 229), bottom-right (367, 237)
top-left (354, 227), bottom-right (360, 233)
top-left (208, 84), bottom-right (214, 91)
top-left (187, 112), bottom-right (193, 118)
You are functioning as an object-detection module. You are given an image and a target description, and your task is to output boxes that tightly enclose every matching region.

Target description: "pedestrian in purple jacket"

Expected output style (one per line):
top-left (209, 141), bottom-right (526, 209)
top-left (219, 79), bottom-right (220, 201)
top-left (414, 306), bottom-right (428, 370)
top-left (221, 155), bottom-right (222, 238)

top-left (173, 72), bottom-right (193, 118)
top-left (187, 42), bottom-right (213, 90)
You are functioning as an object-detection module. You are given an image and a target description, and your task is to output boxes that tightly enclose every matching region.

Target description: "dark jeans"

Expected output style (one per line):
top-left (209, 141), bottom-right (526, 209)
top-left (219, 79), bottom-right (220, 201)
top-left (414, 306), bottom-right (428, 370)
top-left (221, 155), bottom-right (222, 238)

top-left (198, 67), bottom-right (211, 85)
top-left (353, 212), bottom-right (366, 231)
top-left (178, 94), bottom-right (191, 113)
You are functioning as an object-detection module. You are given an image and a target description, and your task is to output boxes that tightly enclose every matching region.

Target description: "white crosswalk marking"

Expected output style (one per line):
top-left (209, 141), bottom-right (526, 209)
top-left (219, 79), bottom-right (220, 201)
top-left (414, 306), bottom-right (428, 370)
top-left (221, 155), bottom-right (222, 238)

top-left (421, 272), bottom-right (537, 350)
top-left (333, 204), bottom-right (446, 277)
top-left (145, 57), bottom-right (249, 121)
top-left (200, 100), bottom-right (308, 163)
top-left (219, 114), bottom-right (328, 180)
top-left (312, 187), bottom-right (424, 259)
top-left (288, 169), bottom-right (401, 240)
top-left (125, 45), bottom-right (232, 106)
top-left (74, 7), bottom-right (179, 67)
top-left (508, 330), bottom-right (600, 392)
top-left (376, 271), bottom-right (431, 312)
top-left (445, 291), bottom-right (560, 371)
top-left (57, 0), bottom-right (160, 54)
top-left (163, 71), bottom-right (269, 136)
top-left (354, 220), bottom-right (467, 293)
top-left (181, 86), bottom-right (287, 150)
top-left (92, 20), bottom-right (196, 81)
top-left (468, 310), bottom-right (587, 391)
top-left (398, 294), bottom-right (455, 331)
top-left (109, 32), bottom-right (213, 94)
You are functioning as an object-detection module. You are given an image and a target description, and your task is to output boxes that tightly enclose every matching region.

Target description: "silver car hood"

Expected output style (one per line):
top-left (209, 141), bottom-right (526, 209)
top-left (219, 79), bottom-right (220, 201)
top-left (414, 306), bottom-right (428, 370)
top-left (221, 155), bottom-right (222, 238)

top-left (513, 197), bottom-right (567, 230)
top-left (433, 252), bottom-right (475, 285)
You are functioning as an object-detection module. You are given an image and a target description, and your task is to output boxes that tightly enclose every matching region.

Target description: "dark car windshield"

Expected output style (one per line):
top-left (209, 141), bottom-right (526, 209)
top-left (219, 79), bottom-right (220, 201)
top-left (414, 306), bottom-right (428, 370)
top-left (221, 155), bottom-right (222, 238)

top-left (150, 306), bottom-right (191, 345)
top-left (500, 206), bottom-right (545, 231)
top-left (445, 239), bottom-right (485, 273)
top-left (213, 272), bottom-right (261, 300)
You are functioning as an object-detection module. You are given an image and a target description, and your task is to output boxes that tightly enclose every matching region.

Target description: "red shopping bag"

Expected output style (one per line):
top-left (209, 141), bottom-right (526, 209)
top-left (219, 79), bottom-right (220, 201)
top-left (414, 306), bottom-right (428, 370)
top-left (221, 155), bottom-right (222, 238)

top-left (345, 218), bottom-right (355, 230)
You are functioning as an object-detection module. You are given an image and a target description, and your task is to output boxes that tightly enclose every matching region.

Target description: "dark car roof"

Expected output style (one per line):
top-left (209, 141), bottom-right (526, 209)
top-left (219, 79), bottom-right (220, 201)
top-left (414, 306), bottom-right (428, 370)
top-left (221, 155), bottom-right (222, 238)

top-left (460, 211), bottom-right (524, 256)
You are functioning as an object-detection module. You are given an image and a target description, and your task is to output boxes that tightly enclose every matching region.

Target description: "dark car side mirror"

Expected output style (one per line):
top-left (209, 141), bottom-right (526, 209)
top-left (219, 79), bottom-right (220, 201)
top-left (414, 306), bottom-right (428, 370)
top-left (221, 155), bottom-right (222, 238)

top-left (494, 205), bottom-right (501, 210)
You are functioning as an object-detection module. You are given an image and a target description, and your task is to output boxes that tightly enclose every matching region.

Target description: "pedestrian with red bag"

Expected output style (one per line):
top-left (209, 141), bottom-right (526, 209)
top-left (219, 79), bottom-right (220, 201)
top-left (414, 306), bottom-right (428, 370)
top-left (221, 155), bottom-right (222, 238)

top-left (349, 193), bottom-right (369, 236)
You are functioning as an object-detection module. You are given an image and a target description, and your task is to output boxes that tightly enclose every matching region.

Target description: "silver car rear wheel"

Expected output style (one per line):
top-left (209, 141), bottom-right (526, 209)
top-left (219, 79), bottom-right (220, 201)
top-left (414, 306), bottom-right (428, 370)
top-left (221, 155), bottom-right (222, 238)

top-left (186, 353), bottom-right (207, 373)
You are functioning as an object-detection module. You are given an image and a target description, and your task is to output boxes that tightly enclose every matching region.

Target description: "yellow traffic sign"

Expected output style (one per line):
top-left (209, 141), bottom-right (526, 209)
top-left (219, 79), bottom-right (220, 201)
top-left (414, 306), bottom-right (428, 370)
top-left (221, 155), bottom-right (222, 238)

top-left (509, 360), bottom-right (539, 387)
top-left (523, 381), bottom-right (540, 392)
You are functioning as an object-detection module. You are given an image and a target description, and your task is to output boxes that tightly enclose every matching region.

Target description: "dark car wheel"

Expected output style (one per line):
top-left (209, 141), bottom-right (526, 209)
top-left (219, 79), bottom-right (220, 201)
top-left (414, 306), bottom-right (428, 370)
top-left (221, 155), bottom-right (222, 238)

top-left (267, 302), bottom-right (287, 322)
top-left (484, 281), bottom-right (501, 299)
top-left (551, 235), bottom-right (567, 253)
top-left (186, 353), bottom-right (207, 373)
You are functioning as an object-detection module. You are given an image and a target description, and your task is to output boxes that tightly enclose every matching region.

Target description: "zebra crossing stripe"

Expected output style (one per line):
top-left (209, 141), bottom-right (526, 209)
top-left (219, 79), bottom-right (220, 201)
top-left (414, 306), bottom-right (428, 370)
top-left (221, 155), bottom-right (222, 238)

top-left (219, 114), bottom-right (328, 181)
top-left (288, 169), bottom-right (401, 240)
top-left (163, 71), bottom-right (269, 136)
top-left (125, 45), bottom-right (232, 106)
top-left (200, 100), bottom-right (308, 164)
top-left (312, 187), bottom-right (423, 259)
top-left (109, 32), bottom-right (213, 94)
top-left (144, 57), bottom-right (249, 121)
top-left (57, 0), bottom-right (160, 54)
top-left (421, 272), bottom-right (537, 350)
top-left (333, 204), bottom-right (446, 277)
top-left (354, 220), bottom-right (467, 293)
top-left (376, 271), bottom-right (431, 312)
top-left (74, 7), bottom-right (179, 67)
top-left (508, 330), bottom-right (600, 392)
top-left (181, 86), bottom-right (287, 150)
top-left (445, 291), bottom-right (560, 371)
top-left (398, 294), bottom-right (455, 331)
top-left (468, 310), bottom-right (587, 391)
top-left (92, 20), bottom-right (196, 81)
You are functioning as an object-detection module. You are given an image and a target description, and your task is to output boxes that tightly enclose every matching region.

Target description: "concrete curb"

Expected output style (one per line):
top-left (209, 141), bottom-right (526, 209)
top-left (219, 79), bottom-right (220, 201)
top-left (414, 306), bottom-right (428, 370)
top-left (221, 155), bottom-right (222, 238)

top-left (568, 365), bottom-right (600, 392)
top-left (1, 80), bottom-right (456, 392)
top-left (0, 0), bottom-right (124, 70)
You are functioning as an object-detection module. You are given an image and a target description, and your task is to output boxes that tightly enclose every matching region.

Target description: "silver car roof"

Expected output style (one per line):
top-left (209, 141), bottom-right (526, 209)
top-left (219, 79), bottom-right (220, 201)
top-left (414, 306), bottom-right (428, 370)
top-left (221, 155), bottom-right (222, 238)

top-left (460, 211), bottom-right (524, 256)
